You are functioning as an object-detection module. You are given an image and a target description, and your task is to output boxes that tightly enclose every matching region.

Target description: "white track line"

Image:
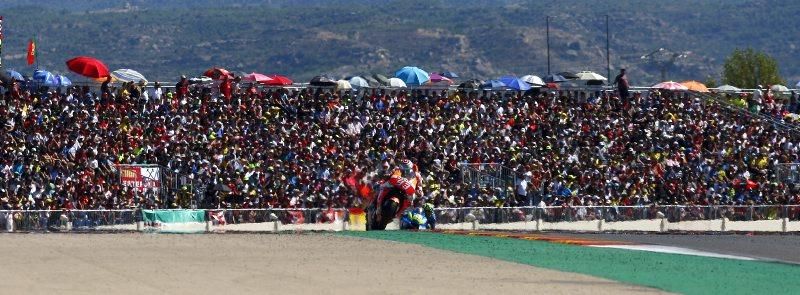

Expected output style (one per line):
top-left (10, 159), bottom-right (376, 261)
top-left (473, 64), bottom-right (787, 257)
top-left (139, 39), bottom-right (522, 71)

top-left (590, 244), bottom-right (756, 261)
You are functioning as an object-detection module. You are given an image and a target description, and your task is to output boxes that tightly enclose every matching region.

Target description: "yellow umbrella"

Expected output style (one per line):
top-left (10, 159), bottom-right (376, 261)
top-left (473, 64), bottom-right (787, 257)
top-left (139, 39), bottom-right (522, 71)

top-left (681, 80), bottom-right (709, 92)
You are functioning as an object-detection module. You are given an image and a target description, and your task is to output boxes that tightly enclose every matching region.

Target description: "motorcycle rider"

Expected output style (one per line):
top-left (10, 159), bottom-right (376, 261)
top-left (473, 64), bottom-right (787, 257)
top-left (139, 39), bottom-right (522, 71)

top-left (375, 159), bottom-right (423, 222)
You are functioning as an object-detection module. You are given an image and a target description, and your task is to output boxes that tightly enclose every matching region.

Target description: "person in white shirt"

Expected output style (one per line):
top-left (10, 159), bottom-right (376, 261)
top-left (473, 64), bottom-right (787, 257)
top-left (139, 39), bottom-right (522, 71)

top-left (151, 82), bottom-right (163, 104)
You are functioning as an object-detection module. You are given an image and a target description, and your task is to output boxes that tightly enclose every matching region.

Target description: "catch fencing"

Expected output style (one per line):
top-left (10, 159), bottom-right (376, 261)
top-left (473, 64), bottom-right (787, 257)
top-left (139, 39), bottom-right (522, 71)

top-left (0, 205), bottom-right (798, 232)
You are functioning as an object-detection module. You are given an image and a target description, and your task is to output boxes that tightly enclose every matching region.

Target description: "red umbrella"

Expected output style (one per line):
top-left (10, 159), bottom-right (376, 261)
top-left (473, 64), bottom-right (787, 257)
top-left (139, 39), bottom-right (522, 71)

top-left (242, 72), bottom-right (273, 83)
top-left (264, 74), bottom-right (293, 86)
top-left (66, 56), bottom-right (109, 79)
top-left (203, 67), bottom-right (232, 80)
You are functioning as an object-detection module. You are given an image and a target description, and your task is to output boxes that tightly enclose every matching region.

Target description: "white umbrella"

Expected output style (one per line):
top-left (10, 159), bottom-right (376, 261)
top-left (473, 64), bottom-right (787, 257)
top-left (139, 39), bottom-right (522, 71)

top-left (771, 84), bottom-right (789, 92)
top-left (336, 79), bottom-right (352, 90)
top-left (349, 76), bottom-right (370, 88)
top-left (716, 84), bottom-right (741, 92)
top-left (575, 71), bottom-right (607, 81)
top-left (388, 77), bottom-right (407, 88)
top-left (520, 75), bottom-right (545, 86)
top-left (111, 69), bottom-right (147, 83)
top-left (796, 81), bottom-right (800, 88)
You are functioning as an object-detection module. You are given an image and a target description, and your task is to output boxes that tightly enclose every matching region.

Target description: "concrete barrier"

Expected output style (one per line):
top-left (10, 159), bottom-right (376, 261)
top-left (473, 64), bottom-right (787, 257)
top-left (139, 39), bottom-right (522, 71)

top-left (434, 219), bottom-right (795, 233)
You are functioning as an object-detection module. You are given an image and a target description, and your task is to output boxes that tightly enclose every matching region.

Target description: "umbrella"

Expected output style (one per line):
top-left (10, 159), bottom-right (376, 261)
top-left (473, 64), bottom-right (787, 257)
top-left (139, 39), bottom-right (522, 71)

top-left (310, 75), bottom-right (337, 86)
top-left (558, 71), bottom-right (580, 80)
top-left (429, 73), bottom-right (446, 83)
top-left (544, 74), bottom-right (567, 83)
top-left (264, 75), bottom-right (293, 86)
top-left (361, 75), bottom-right (381, 87)
top-left (55, 75), bottom-right (72, 87)
top-left (5, 69), bottom-right (24, 81)
top-left (520, 75), bottom-right (545, 86)
top-left (771, 85), bottom-right (790, 92)
top-left (66, 56), bottom-right (110, 79)
top-left (576, 71), bottom-right (607, 81)
top-left (796, 81), bottom-right (800, 88)
top-left (203, 67), bottom-right (232, 80)
top-left (336, 80), bottom-right (352, 90)
top-left (33, 70), bottom-right (58, 86)
top-left (653, 81), bottom-right (689, 91)
top-left (440, 71), bottom-right (459, 79)
top-left (372, 74), bottom-right (390, 86)
top-left (457, 79), bottom-right (483, 89)
top-left (111, 69), bottom-right (148, 83)
top-left (231, 71), bottom-right (248, 79)
top-left (0, 70), bottom-right (12, 86)
top-left (242, 72), bottom-right (273, 83)
top-left (716, 85), bottom-right (741, 92)
top-left (387, 78), bottom-right (407, 88)
top-left (545, 82), bottom-right (560, 89)
top-left (482, 79), bottom-right (507, 89)
top-left (395, 66), bottom-right (430, 86)
top-left (680, 80), bottom-right (709, 92)
top-left (349, 76), bottom-right (370, 88)
top-left (498, 76), bottom-right (532, 91)
top-left (188, 76), bottom-right (212, 85)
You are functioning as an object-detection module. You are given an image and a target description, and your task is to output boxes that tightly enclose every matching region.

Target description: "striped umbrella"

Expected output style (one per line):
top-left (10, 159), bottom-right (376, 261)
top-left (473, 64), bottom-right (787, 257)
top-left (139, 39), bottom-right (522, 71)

top-left (653, 81), bottom-right (689, 91)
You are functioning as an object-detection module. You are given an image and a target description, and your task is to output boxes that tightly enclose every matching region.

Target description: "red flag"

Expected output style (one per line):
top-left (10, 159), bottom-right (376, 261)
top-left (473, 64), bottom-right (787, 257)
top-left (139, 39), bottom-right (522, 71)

top-left (26, 39), bottom-right (35, 65)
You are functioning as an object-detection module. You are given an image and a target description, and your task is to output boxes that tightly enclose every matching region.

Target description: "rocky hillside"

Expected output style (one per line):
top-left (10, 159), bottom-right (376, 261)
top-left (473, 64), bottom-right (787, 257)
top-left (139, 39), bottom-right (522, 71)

top-left (0, 0), bottom-right (797, 85)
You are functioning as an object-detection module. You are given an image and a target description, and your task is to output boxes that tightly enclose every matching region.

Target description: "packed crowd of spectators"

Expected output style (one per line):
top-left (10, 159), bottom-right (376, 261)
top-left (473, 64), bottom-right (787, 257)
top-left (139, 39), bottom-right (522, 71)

top-left (2, 75), bottom-right (800, 212)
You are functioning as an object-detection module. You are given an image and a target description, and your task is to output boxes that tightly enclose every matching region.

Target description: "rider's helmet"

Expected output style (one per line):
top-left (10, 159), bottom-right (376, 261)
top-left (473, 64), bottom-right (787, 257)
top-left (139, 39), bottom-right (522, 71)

top-left (399, 159), bottom-right (415, 177)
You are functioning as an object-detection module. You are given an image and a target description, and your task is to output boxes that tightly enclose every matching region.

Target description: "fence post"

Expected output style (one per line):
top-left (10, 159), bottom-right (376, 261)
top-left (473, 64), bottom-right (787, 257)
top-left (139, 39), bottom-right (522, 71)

top-left (660, 217), bottom-right (667, 232)
top-left (6, 211), bottom-right (13, 232)
top-left (136, 208), bottom-right (144, 232)
top-left (273, 220), bottom-right (280, 232)
top-left (598, 218), bottom-right (604, 232)
top-left (783, 217), bottom-right (789, 233)
top-left (205, 210), bottom-right (212, 233)
top-left (721, 217), bottom-right (728, 232)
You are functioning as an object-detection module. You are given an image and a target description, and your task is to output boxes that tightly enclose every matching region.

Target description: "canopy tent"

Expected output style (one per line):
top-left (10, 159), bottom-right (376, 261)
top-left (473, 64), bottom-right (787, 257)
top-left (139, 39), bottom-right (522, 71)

top-left (111, 69), bottom-right (148, 83)
top-left (395, 66), bottom-right (430, 86)
top-left (66, 56), bottom-right (110, 79)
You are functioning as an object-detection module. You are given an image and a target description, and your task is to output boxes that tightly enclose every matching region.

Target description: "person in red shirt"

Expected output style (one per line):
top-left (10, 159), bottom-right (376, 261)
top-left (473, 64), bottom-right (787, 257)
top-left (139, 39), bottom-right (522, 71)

top-left (175, 75), bottom-right (189, 100)
top-left (220, 75), bottom-right (232, 100)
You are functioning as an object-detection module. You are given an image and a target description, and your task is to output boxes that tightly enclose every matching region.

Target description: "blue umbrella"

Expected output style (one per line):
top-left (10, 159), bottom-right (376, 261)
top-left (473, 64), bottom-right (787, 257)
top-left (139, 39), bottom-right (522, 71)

top-left (33, 70), bottom-right (58, 86)
top-left (5, 69), bottom-right (24, 81)
top-left (498, 76), bottom-right (532, 91)
top-left (394, 66), bottom-right (430, 86)
top-left (482, 79), bottom-right (507, 89)
top-left (55, 75), bottom-right (72, 87)
top-left (441, 71), bottom-right (459, 79)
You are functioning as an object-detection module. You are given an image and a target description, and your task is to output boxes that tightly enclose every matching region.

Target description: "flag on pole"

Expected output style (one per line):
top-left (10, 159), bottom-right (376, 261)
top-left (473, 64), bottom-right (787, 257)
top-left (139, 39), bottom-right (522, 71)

top-left (26, 39), bottom-right (36, 66)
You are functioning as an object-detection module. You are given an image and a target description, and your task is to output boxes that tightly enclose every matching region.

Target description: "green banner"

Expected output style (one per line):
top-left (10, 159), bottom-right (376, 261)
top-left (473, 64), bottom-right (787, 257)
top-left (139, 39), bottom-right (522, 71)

top-left (142, 210), bottom-right (205, 223)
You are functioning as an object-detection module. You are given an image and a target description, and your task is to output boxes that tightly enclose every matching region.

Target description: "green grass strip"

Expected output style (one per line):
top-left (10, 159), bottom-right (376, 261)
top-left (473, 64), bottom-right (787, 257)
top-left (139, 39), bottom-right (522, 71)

top-left (340, 231), bottom-right (800, 294)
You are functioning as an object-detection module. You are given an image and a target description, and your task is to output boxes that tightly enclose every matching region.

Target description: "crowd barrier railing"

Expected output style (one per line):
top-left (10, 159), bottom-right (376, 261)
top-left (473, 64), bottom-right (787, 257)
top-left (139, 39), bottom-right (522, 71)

top-left (0, 205), bottom-right (797, 232)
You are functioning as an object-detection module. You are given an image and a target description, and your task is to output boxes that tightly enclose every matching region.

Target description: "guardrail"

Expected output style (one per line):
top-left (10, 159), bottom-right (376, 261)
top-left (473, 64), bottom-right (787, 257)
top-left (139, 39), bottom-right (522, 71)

top-left (1, 205), bottom-right (798, 232)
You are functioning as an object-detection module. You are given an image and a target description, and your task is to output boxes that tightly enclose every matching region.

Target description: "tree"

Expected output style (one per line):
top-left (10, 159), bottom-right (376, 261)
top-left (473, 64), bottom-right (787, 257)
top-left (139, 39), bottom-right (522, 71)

top-left (722, 48), bottom-right (784, 89)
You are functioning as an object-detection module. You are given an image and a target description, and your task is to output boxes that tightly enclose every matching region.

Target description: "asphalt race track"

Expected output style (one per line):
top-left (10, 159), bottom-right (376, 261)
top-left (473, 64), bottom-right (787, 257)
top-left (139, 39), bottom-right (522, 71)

top-left (549, 233), bottom-right (800, 264)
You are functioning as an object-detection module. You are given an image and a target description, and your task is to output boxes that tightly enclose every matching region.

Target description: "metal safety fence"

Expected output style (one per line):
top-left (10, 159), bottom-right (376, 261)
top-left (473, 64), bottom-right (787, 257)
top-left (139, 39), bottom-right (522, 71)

top-left (432, 205), bottom-right (800, 224)
top-left (0, 205), bottom-right (797, 232)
